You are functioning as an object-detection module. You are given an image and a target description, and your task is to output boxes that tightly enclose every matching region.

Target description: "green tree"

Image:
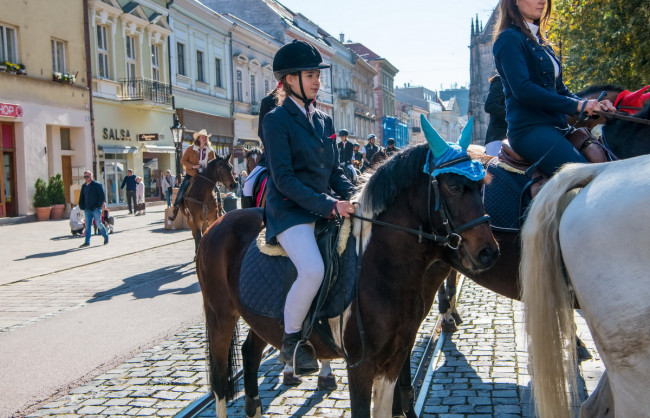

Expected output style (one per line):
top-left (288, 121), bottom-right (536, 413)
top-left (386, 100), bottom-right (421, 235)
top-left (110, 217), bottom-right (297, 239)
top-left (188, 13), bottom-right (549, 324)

top-left (33, 178), bottom-right (51, 208)
top-left (47, 174), bottom-right (66, 205)
top-left (549, 0), bottom-right (650, 91)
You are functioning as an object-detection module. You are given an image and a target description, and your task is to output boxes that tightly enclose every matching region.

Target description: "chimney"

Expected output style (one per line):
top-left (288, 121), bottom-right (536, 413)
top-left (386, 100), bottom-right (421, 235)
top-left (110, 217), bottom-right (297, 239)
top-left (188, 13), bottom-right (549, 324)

top-left (339, 33), bottom-right (345, 43)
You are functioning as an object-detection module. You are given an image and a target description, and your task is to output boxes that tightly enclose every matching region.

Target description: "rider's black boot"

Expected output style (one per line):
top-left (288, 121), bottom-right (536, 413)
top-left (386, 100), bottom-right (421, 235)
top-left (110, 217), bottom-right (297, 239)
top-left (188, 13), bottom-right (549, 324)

top-left (279, 332), bottom-right (318, 377)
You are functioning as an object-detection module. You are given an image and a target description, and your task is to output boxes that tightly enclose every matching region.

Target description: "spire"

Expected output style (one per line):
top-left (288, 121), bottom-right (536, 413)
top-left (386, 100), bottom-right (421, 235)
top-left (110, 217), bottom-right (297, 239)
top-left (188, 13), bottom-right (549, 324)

top-left (471, 17), bottom-right (474, 36)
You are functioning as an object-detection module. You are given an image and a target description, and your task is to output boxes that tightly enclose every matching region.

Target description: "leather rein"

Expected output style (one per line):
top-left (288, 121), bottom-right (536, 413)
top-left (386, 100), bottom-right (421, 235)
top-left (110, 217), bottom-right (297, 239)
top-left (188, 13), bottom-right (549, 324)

top-left (350, 155), bottom-right (491, 251)
top-left (340, 154), bottom-right (490, 368)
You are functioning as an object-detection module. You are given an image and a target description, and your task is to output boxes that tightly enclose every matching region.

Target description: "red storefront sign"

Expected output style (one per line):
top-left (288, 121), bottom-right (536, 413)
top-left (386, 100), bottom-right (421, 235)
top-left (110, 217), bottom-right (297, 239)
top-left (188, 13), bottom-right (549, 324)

top-left (0, 103), bottom-right (23, 118)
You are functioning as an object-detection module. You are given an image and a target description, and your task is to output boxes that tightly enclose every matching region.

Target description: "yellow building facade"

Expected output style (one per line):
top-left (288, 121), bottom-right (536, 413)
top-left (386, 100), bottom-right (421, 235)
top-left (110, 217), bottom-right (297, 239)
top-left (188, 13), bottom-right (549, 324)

top-left (88, 0), bottom-right (174, 205)
top-left (0, 0), bottom-right (92, 217)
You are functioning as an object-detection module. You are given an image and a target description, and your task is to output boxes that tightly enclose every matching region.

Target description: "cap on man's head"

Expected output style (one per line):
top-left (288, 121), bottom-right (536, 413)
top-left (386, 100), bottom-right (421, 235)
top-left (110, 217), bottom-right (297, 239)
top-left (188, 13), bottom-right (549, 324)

top-left (353, 143), bottom-right (359, 148)
top-left (387, 138), bottom-right (395, 145)
top-left (367, 134), bottom-right (376, 140)
top-left (338, 129), bottom-right (349, 137)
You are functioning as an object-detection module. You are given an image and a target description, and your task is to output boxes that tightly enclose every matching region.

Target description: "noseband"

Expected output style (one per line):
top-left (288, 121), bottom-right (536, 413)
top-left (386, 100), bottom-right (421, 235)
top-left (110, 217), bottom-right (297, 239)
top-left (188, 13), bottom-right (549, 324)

top-left (351, 155), bottom-right (490, 250)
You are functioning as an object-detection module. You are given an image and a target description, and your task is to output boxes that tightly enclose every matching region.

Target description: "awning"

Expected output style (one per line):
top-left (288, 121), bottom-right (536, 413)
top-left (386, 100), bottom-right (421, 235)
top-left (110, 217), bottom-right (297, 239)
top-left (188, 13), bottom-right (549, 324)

top-left (99, 145), bottom-right (138, 154)
top-left (142, 144), bottom-right (176, 153)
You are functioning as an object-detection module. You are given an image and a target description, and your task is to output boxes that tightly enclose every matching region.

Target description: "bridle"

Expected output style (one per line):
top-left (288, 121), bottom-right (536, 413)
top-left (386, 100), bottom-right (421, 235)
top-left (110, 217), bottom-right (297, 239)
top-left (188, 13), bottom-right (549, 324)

top-left (341, 153), bottom-right (490, 368)
top-left (350, 154), bottom-right (491, 251)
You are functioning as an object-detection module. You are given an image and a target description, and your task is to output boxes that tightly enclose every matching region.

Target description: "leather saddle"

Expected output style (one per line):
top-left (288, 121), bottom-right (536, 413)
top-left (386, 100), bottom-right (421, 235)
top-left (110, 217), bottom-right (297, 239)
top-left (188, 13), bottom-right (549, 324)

top-left (497, 127), bottom-right (609, 199)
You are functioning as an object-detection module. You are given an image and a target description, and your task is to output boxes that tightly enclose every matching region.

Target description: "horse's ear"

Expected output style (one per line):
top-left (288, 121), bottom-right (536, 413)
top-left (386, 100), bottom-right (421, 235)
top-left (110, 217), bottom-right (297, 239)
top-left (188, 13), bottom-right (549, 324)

top-left (420, 114), bottom-right (449, 158)
top-left (226, 153), bottom-right (232, 162)
top-left (458, 117), bottom-right (473, 151)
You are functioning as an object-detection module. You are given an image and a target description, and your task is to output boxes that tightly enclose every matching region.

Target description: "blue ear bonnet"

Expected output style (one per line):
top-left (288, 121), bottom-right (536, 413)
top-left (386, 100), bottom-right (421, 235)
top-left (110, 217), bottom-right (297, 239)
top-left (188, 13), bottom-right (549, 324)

top-left (423, 143), bottom-right (486, 181)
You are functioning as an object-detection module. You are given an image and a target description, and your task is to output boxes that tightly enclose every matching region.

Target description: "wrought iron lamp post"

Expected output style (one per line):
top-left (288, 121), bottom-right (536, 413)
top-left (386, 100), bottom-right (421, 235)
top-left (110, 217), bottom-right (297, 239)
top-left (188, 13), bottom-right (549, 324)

top-left (170, 114), bottom-right (185, 180)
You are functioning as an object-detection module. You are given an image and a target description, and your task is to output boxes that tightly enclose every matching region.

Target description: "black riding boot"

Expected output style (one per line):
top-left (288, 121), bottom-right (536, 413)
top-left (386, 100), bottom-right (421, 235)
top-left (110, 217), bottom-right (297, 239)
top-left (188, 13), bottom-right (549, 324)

top-left (279, 332), bottom-right (318, 376)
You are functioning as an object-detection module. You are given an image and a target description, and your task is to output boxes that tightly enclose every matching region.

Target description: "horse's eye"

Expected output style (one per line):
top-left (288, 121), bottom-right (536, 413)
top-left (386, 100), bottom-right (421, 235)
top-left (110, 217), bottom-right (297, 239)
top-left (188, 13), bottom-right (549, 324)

top-left (448, 184), bottom-right (463, 193)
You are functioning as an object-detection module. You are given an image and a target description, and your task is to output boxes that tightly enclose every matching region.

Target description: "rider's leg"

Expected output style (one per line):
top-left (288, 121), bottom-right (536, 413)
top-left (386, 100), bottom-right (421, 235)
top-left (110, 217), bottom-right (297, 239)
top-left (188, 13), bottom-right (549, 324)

top-left (169, 175), bottom-right (190, 220)
top-left (277, 223), bottom-right (323, 376)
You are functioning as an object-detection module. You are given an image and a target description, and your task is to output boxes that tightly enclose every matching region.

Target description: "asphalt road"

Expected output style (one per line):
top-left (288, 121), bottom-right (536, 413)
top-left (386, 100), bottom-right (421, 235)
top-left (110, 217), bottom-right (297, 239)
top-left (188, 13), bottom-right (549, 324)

top-left (0, 206), bottom-right (204, 417)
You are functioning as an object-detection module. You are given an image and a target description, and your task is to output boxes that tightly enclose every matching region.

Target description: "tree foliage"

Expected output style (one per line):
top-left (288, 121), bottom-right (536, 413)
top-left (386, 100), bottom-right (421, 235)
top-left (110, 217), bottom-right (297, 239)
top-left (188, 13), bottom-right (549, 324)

top-left (549, 0), bottom-right (650, 91)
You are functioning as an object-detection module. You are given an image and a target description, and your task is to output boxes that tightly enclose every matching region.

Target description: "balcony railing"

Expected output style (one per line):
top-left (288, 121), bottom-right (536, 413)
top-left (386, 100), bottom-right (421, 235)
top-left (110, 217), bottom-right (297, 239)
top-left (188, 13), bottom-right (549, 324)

top-left (251, 102), bottom-right (260, 115)
top-left (336, 88), bottom-right (357, 101)
top-left (119, 78), bottom-right (172, 105)
top-left (412, 126), bottom-right (421, 133)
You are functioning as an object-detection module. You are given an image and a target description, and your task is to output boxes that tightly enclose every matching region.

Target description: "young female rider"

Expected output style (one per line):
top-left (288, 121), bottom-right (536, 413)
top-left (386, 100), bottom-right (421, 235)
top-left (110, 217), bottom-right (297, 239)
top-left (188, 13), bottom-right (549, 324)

top-left (263, 40), bottom-right (355, 375)
top-left (169, 129), bottom-right (215, 220)
top-left (493, 0), bottom-right (615, 176)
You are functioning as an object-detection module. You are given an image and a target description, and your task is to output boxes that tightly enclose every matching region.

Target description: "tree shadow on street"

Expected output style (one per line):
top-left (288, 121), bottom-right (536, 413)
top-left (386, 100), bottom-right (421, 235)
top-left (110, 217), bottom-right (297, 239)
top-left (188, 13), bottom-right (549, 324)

top-left (87, 261), bottom-right (197, 303)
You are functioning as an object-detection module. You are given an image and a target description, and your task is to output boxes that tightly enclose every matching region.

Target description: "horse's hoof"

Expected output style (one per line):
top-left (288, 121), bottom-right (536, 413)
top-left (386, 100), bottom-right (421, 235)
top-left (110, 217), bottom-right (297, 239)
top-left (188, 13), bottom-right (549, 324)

top-left (317, 373), bottom-right (337, 391)
top-left (244, 395), bottom-right (262, 417)
top-left (451, 309), bottom-right (463, 326)
top-left (441, 321), bottom-right (458, 334)
top-left (282, 371), bottom-right (301, 386)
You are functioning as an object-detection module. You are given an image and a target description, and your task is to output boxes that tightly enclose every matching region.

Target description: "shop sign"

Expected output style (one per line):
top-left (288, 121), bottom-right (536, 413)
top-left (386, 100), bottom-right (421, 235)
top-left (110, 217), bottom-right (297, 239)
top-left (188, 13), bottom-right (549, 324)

top-left (233, 146), bottom-right (244, 159)
top-left (138, 133), bottom-right (159, 141)
top-left (0, 102), bottom-right (23, 118)
top-left (102, 128), bottom-right (132, 141)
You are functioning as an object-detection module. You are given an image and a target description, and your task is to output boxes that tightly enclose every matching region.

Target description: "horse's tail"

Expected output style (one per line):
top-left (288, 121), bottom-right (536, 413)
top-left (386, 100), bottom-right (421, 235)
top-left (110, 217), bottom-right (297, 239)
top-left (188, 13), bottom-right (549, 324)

top-left (206, 322), bottom-right (241, 401)
top-left (521, 162), bottom-right (608, 418)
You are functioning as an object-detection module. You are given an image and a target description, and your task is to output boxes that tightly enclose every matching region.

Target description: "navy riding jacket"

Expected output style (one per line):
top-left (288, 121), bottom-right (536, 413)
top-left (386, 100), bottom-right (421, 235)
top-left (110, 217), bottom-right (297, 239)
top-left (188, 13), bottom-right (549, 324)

top-left (78, 180), bottom-right (106, 211)
top-left (493, 26), bottom-right (581, 131)
top-left (263, 98), bottom-right (354, 243)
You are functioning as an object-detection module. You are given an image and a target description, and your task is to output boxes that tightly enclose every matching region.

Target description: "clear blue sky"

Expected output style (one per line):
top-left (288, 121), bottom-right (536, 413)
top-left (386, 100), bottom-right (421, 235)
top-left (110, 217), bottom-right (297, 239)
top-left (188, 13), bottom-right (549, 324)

top-left (277, 0), bottom-right (499, 91)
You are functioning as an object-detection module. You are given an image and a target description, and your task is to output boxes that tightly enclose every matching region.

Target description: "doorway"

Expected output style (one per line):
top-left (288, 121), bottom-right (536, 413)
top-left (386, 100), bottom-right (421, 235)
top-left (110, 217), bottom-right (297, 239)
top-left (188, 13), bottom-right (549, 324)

top-left (102, 157), bottom-right (126, 205)
top-left (0, 123), bottom-right (16, 217)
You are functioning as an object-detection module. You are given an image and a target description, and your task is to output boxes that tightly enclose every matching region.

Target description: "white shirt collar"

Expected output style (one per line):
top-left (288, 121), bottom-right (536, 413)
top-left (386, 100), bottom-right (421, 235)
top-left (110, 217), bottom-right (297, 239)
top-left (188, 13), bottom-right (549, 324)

top-left (526, 21), bottom-right (540, 38)
top-left (289, 96), bottom-right (315, 117)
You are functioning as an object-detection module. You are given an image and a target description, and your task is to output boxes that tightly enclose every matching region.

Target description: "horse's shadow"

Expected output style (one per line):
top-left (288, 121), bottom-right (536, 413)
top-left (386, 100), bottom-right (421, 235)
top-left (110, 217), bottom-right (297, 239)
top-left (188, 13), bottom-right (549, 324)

top-left (226, 353), bottom-right (336, 417)
top-left (87, 261), bottom-right (197, 303)
top-left (429, 338), bottom-right (533, 416)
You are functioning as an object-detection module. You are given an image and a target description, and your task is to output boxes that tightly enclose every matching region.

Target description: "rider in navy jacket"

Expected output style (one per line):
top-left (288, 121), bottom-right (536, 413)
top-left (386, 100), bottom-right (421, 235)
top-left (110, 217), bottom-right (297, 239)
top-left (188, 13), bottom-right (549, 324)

top-left (263, 96), bottom-right (353, 244)
top-left (492, 0), bottom-right (615, 176)
top-left (264, 40), bottom-right (355, 377)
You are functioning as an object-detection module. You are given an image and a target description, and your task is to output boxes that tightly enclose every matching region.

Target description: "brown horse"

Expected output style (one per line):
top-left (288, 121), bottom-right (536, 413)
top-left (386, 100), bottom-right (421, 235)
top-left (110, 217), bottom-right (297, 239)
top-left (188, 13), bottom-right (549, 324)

top-left (196, 130), bottom-right (499, 417)
top-left (179, 154), bottom-right (237, 252)
top-left (241, 148), bottom-right (268, 209)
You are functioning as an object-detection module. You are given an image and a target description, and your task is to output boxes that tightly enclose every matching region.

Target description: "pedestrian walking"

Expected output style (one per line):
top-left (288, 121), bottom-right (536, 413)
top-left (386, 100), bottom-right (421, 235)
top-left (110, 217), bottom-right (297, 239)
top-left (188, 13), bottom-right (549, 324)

top-left (135, 176), bottom-right (145, 215)
top-left (120, 169), bottom-right (137, 214)
top-left (78, 170), bottom-right (109, 247)
top-left (160, 169), bottom-right (175, 207)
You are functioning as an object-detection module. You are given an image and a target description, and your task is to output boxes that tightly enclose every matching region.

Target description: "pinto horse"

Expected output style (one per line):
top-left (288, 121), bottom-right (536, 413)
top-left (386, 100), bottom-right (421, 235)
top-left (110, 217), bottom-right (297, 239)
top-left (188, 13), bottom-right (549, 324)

top-left (179, 154), bottom-right (237, 252)
top-left (521, 156), bottom-right (650, 418)
top-left (195, 117), bottom-right (499, 417)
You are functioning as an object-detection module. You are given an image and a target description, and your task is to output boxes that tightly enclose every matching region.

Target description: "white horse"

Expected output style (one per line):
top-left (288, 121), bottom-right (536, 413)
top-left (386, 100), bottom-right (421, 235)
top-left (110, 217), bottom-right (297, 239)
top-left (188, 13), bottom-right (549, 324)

top-left (520, 155), bottom-right (650, 418)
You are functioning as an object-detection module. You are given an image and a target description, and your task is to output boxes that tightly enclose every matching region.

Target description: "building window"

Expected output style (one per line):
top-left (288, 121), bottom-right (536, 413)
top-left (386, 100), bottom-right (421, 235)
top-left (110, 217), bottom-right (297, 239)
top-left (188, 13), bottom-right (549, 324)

top-left (196, 50), bottom-right (204, 82)
top-left (236, 70), bottom-right (243, 102)
top-left (214, 58), bottom-right (222, 88)
top-left (151, 44), bottom-right (160, 81)
top-left (96, 25), bottom-right (110, 78)
top-left (177, 42), bottom-right (186, 76)
top-left (0, 24), bottom-right (17, 63)
top-left (125, 36), bottom-right (137, 79)
top-left (60, 128), bottom-right (71, 150)
top-left (51, 39), bottom-right (66, 73)
top-left (250, 74), bottom-right (256, 103)
top-left (264, 79), bottom-right (269, 95)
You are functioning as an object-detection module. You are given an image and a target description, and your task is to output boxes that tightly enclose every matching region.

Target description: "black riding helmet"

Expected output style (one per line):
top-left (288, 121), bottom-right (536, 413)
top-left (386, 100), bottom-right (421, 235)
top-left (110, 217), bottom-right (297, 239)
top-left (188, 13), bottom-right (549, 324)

top-left (339, 129), bottom-right (349, 137)
top-left (273, 40), bottom-right (330, 110)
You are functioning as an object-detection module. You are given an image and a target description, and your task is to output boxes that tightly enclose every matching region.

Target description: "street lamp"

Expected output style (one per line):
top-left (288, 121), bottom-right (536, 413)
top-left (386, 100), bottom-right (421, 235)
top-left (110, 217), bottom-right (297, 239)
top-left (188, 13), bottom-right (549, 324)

top-left (170, 113), bottom-right (185, 180)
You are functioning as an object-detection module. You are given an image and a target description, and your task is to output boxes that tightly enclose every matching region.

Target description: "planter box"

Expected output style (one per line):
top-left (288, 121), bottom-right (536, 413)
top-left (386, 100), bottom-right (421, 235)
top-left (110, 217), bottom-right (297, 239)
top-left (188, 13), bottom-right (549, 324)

top-left (36, 206), bottom-right (52, 221)
top-left (50, 204), bottom-right (65, 219)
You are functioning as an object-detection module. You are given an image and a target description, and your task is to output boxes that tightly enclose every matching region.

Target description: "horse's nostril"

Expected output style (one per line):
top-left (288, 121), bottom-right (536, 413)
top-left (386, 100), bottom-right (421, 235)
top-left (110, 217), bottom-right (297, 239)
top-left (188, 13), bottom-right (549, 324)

top-left (479, 247), bottom-right (498, 266)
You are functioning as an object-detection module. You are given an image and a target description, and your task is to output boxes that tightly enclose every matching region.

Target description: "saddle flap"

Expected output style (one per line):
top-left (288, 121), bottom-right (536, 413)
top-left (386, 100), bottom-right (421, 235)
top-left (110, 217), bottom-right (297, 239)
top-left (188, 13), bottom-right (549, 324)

top-left (565, 127), bottom-right (608, 163)
top-left (498, 139), bottom-right (533, 172)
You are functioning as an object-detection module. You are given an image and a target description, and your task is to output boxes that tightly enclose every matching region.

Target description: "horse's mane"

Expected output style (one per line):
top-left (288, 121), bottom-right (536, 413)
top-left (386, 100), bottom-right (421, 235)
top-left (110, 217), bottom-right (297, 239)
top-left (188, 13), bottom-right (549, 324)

top-left (634, 100), bottom-right (650, 120)
top-left (353, 144), bottom-right (428, 219)
top-left (245, 147), bottom-right (263, 158)
top-left (576, 83), bottom-right (625, 97)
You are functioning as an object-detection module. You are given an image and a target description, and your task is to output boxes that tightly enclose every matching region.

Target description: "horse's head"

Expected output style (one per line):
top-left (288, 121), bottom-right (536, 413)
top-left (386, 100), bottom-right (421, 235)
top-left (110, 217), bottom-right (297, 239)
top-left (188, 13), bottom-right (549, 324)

top-left (207, 153), bottom-right (237, 191)
top-left (419, 115), bottom-right (498, 271)
top-left (244, 147), bottom-right (263, 174)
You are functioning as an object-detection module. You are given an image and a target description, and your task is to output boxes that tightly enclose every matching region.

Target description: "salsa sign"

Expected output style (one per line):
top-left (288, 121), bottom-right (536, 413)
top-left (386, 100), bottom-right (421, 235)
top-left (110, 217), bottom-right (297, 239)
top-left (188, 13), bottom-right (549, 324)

top-left (0, 102), bottom-right (23, 118)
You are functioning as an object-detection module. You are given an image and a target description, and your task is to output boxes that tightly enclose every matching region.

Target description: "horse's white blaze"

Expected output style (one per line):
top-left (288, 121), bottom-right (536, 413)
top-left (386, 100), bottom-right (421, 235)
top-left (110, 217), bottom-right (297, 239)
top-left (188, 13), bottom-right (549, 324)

top-left (521, 155), bottom-right (650, 418)
top-left (372, 375), bottom-right (396, 418)
top-left (214, 393), bottom-right (227, 417)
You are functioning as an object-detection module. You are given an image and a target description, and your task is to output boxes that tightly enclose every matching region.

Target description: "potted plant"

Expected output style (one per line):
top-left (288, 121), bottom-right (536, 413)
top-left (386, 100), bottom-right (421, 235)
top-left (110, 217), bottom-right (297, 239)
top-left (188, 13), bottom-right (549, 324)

top-left (47, 174), bottom-right (66, 219)
top-left (33, 178), bottom-right (52, 221)
top-left (52, 72), bottom-right (62, 82)
top-left (18, 63), bottom-right (26, 75)
top-left (7, 62), bottom-right (18, 74)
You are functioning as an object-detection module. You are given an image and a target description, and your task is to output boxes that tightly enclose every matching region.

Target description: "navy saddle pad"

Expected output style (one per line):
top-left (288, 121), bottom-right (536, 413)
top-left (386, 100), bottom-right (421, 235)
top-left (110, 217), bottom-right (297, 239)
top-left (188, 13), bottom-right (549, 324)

top-left (239, 233), bottom-right (358, 319)
top-left (483, 159), bottom-right (532, 232)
